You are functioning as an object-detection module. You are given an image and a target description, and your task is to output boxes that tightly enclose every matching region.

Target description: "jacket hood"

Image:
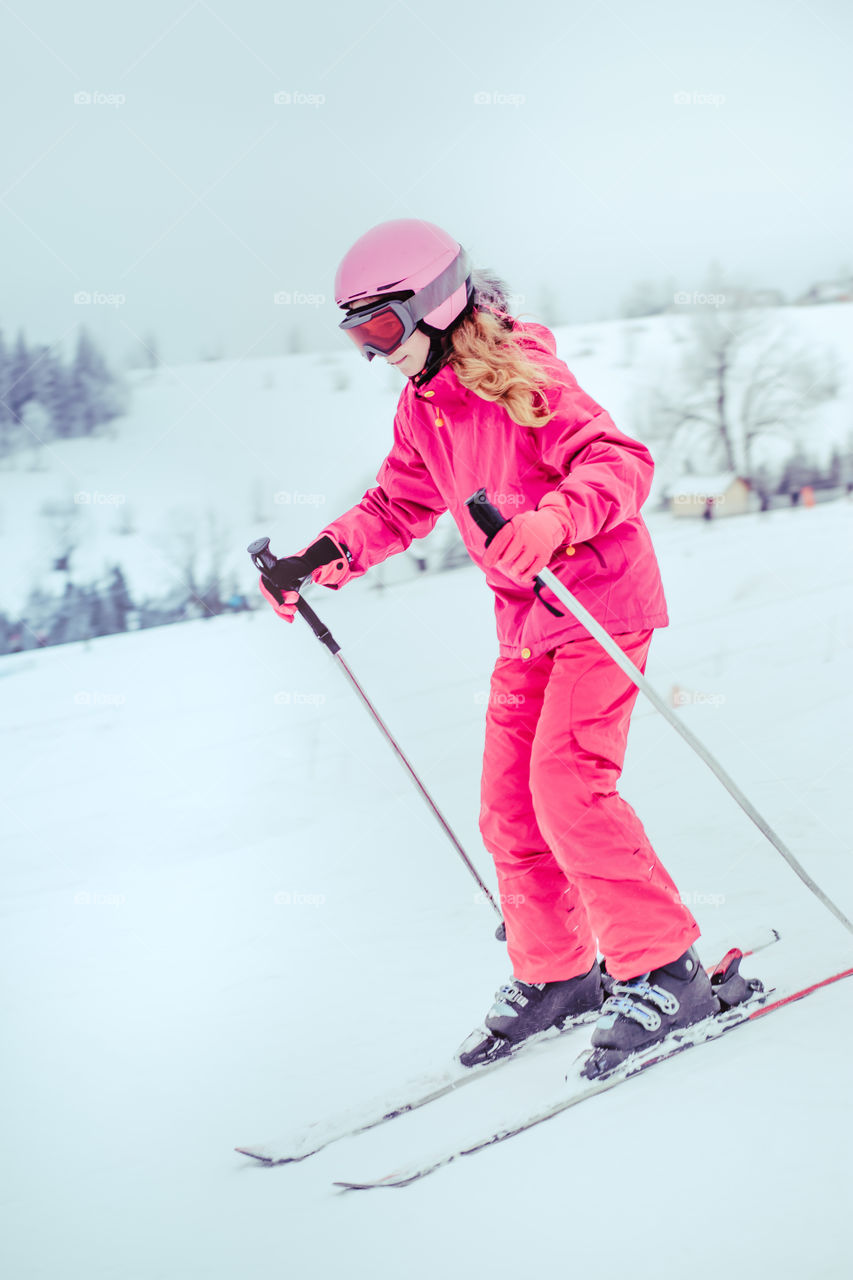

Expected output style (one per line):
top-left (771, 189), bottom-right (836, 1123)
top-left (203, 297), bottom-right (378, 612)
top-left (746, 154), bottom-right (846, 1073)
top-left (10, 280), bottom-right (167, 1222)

top-left (470, 269), bottom-right (555, 347)
top-left (409, 265), bottom-right (558, 400)
top-left (470, 267), bottom-right (512, 317)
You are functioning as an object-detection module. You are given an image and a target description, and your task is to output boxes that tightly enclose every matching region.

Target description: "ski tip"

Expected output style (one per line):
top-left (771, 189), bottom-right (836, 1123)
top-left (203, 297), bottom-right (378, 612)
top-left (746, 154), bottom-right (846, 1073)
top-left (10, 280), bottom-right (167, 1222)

top-left (235, 1146), bottom-right (276, 1164)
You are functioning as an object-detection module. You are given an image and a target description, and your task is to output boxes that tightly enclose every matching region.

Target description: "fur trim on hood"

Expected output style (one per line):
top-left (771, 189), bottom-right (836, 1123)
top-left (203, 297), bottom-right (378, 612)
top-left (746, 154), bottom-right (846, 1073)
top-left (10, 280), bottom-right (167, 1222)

top-left (410, 265), bottom-right (515, 389)
top-left (470, 267), bottom-right (513, 318)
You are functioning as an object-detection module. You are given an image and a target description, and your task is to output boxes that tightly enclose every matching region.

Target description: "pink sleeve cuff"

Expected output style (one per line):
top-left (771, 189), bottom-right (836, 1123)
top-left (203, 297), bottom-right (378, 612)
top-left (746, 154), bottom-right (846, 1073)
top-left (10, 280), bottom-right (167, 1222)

top-left (536, 490), bottom-right (577, 543)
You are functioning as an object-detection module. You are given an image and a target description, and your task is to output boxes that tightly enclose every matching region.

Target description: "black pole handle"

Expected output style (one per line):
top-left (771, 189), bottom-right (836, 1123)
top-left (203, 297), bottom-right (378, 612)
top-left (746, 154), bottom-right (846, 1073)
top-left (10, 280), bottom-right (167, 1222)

top-left (465, 489), bottom-right (509, 546)
top-left (248, 535), bottom-right (277, 574)
top-left (465, 486), bottom-right (565, 616)
top-left (247, 536), bottom-right (341, 655)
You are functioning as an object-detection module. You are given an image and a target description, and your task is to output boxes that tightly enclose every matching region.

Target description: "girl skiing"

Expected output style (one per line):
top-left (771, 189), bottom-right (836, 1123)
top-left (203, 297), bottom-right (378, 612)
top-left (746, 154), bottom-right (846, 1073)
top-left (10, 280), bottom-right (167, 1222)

top-left (259, 218), bottom-right (718, 1069)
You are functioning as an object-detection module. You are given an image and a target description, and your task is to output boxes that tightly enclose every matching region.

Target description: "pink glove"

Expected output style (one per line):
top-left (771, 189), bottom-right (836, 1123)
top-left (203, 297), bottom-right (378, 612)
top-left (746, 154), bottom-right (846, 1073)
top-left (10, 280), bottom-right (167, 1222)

top-left (257, 534), bottom-right (352, 621)
top-left (259, 575), bottom-right (299, 623)
top-left (481, 492), bottom-right (575, 585)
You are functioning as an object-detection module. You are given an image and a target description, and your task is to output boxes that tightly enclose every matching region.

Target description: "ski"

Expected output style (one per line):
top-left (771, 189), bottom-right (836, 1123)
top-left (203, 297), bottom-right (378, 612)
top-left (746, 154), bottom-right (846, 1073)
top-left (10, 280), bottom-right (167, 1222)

top-left (333, 960), bottom-right (853, 1190)
top-left (234, 1010), bottom-right (600, 1165)
top-left (235, 929), bottom-right (780, 1166)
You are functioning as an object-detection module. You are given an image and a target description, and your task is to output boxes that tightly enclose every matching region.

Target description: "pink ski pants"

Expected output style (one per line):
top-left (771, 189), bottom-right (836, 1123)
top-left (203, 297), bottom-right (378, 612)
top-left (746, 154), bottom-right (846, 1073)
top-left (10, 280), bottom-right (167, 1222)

top-left (479, 629), bottom-right (700, 983)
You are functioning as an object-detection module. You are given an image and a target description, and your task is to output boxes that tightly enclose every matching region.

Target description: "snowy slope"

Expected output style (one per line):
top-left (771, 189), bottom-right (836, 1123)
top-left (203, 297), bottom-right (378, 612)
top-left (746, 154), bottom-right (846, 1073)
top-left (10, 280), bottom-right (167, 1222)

top-left (2, 302), bottom-right (852, 617)
top-left (1, 496), bottom-right (852, 1279)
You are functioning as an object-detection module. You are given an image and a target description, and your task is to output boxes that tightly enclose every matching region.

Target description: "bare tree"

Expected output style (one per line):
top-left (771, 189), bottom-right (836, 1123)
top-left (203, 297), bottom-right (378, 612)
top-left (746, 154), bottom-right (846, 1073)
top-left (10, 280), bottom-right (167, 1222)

top-left (160, 506), bottom-right (233, 617)
top-left (644, 303), bottom-right (839, 480)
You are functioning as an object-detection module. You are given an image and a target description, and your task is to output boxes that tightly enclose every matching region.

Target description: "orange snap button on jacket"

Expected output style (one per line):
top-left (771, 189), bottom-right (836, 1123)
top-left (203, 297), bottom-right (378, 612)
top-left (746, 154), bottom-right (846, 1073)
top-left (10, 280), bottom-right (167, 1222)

top-left (521, 647), bottom-right (532, 660)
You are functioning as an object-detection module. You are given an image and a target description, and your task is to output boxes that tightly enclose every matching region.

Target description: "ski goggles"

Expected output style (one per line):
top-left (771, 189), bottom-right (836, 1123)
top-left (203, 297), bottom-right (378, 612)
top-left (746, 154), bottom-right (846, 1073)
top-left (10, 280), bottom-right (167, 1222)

top-left (339, 249), bottom-right (471, 360)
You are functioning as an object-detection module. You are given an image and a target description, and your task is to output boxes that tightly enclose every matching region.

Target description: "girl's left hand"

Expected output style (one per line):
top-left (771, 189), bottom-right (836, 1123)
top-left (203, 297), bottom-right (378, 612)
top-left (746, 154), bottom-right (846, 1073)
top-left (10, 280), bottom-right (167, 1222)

top-left (482, 495), bottom-right (574, 585)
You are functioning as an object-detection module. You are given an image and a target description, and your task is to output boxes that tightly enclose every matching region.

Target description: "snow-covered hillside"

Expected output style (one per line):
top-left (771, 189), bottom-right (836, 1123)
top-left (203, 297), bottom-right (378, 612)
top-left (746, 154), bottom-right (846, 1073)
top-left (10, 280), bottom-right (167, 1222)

top-left (1, 303), bottom-right (851, 618)
top-left (2, 493), bottom-right (852, 1279)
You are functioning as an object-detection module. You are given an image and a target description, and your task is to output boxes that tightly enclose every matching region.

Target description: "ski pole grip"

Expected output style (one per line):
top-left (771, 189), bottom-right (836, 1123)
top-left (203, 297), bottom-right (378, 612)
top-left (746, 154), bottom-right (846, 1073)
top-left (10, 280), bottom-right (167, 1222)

top-left (247, 536), bottom-right (341, 656)
top-left (466, 489), bottom-right (508, 546)
top-left (248, 536), bottom-right (277, 574)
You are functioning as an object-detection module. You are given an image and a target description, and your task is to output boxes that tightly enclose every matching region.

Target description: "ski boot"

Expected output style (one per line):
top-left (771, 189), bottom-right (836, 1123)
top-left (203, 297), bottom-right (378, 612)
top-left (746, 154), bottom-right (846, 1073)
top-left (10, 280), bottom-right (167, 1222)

top-left (581, 945), bottom-right (760, 1079)
top-left (457, 960), bottom-right (604, 1069)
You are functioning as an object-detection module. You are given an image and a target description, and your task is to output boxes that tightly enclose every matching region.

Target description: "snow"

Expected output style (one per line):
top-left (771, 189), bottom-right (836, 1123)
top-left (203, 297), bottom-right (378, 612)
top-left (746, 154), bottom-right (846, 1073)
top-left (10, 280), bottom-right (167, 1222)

top-left (2, 484), bottom-right (853, 1277)
top-left (3, 311), bottom-right (853, 1275)
top-left (669, 471), bottom-right (740, 497)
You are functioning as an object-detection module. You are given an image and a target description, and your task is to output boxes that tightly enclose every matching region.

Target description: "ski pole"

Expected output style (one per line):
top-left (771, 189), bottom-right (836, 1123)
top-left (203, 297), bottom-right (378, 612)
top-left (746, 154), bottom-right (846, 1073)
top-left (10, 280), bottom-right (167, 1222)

top-left (248, 536), bottom-right (506, 937)
top-left (465, 489), bottom-right (853, 938)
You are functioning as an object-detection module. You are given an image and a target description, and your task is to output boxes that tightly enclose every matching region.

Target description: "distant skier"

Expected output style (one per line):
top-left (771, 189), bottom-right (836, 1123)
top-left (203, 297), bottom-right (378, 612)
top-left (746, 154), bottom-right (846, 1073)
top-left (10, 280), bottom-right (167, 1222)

top-left (259, 219), bottom-right (717, 1068)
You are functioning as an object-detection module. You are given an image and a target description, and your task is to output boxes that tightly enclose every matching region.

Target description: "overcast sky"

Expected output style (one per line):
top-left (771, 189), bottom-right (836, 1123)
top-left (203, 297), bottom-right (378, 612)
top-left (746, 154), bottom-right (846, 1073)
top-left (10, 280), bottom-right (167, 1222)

top-left (2, 0), bottom-right (851, 367)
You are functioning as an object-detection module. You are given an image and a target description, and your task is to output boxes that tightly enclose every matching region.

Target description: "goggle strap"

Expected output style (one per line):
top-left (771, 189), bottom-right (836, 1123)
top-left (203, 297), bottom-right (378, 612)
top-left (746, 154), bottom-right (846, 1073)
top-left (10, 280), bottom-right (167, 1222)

top-left (403, 248), bottom-right (471, 324)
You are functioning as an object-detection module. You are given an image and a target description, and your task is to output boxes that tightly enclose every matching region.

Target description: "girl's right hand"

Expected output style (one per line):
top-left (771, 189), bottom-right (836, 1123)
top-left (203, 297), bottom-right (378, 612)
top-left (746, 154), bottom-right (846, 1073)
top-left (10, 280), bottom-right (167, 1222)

top-left (258, 575), bottom-right (299, 623)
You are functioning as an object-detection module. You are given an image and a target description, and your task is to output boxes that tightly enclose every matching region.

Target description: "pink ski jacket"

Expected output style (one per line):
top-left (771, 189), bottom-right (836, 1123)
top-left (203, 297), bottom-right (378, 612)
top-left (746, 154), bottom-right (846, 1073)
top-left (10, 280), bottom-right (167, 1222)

top-left (322, 321), bottom-right (668, 660)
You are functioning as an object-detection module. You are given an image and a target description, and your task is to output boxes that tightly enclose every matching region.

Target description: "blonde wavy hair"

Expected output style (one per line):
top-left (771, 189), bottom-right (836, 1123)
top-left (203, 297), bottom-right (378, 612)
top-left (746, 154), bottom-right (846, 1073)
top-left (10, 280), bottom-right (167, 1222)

top-left (446, 307), bottom-right (558, 428)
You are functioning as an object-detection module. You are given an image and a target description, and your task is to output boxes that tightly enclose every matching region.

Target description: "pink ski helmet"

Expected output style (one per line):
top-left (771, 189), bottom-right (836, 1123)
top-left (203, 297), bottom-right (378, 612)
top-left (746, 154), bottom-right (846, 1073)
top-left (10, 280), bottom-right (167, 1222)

top-left (335, 218), bottom-right (472, 339)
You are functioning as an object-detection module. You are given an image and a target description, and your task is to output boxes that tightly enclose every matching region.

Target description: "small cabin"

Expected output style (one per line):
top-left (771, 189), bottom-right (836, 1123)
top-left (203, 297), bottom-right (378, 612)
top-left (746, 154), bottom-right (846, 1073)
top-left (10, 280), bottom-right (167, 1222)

top-left (670, 474), bottom-right (751, 518)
